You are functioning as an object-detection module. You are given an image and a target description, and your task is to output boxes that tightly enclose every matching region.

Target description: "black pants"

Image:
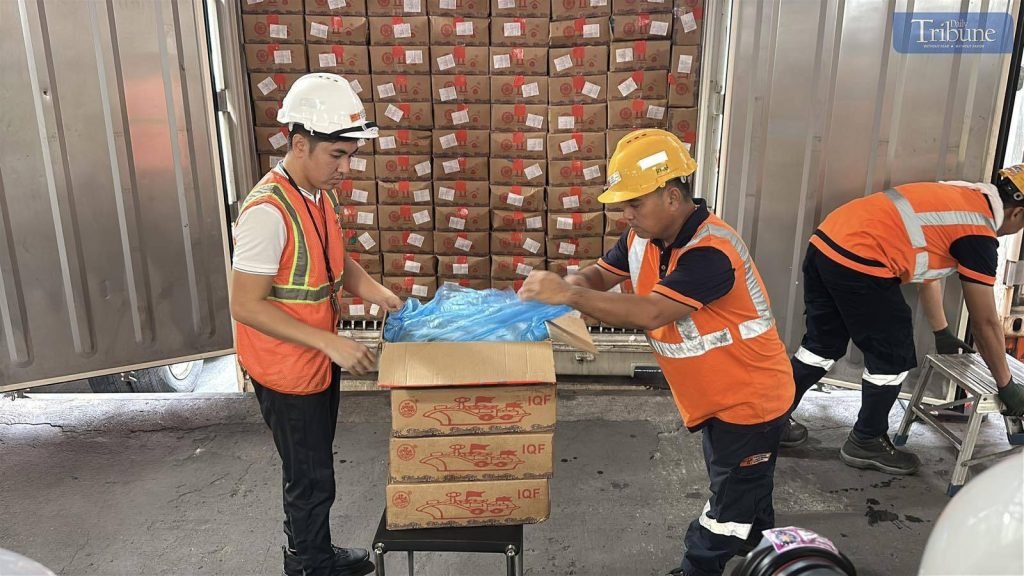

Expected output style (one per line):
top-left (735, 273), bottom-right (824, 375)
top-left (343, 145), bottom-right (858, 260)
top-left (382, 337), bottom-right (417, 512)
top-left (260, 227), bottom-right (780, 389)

top-left (253, 366), bottom-right (341, 576)
top-left (680, 417), bottom-right (783, 576)
top-left (791, 244), bottom-right (917, 438)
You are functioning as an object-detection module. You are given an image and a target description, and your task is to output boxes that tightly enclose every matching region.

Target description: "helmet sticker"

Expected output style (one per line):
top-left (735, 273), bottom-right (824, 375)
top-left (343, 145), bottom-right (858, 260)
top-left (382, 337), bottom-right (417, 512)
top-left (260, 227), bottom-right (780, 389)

top-left (637, 151), bottom-right (669, 170)
top-left (608, 171), bottom-right (622, 186)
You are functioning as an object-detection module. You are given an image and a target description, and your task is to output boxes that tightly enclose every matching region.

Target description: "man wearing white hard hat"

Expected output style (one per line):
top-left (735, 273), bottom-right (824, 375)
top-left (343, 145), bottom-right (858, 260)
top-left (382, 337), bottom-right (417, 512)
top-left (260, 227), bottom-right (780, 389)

top-left (230, 73), bottom-right (400, 576)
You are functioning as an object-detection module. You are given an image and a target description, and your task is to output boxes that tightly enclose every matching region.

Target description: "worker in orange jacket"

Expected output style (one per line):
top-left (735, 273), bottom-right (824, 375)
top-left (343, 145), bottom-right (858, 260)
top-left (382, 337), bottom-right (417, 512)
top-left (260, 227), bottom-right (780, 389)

top-left (783, 169), bottom-right (1024, 475)
top-left (520, 129), bottom-right (794, 576)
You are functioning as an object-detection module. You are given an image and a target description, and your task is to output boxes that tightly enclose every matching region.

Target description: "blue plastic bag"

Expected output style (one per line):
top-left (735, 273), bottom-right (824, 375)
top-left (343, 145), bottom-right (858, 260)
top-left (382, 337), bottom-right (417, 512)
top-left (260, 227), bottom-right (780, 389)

top-left (383, 285), bottom-right (572, 343)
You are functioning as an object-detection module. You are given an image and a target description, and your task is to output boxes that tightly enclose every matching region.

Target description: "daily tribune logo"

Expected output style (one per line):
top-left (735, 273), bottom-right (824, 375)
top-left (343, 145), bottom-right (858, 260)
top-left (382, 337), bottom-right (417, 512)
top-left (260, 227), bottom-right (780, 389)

top-left (894, 12), bottom-right (1013, 53)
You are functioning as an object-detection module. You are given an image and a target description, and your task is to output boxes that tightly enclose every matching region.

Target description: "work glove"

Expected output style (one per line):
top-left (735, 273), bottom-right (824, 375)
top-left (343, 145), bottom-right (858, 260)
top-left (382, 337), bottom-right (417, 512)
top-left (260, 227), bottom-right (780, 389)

top-left (934, 327), bottom-right (974, 355)
top-left (998, 379), bottom-right (1024, 418)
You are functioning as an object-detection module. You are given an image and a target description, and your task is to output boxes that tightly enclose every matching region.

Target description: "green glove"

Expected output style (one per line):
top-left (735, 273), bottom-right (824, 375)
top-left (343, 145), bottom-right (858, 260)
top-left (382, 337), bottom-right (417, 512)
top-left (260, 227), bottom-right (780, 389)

top-left (998, 380), bottom-right (1024, 418)
top-left (934, 327), bottom-right (974, 355)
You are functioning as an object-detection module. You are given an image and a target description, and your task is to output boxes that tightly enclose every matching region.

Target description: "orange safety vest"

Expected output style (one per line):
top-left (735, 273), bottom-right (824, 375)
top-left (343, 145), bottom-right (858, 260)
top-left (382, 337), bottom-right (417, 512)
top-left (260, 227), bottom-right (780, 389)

top-left (235, 170), bottom-right (346, 395)
top-left (810, 182), bottom-right (998, 285)
top-left (628, 213), bottom-right (794, 428)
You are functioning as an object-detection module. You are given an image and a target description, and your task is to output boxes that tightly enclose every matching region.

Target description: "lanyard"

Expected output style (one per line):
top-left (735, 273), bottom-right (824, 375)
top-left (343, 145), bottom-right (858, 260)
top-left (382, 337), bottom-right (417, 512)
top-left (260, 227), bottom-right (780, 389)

top-left (279, 165), bottom-right (339, 318)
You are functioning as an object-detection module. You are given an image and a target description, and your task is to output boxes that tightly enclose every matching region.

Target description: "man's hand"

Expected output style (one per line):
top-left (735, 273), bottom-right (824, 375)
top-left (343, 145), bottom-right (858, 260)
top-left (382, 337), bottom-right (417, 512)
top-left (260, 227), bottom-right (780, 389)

top-left (998, 379), bottom-right (1024, 417)
top-left (373, 287), bottom-right (404, 312)
top-left (321, 335), bottom-right (377, 376)
top-left (519, 271), bottom-right (572, 306)
top-left (934, 327), bottom-right (974, 355)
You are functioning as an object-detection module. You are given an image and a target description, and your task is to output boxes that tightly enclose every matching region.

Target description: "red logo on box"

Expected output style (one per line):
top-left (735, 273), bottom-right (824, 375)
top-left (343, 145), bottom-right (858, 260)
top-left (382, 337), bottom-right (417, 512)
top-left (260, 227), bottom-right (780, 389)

top-left (397, 444), bottom-right (417, 461)
top-left (399, 399), bottom-right (417, 417)
top-left (392, 491), bottom-right (411, 509)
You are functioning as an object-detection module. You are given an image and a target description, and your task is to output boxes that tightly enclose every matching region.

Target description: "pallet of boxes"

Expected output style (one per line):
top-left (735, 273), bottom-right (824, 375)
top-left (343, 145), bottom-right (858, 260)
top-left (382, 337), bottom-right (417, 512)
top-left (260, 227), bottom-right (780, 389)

top-left (376, 316), bottom-right (596, 529)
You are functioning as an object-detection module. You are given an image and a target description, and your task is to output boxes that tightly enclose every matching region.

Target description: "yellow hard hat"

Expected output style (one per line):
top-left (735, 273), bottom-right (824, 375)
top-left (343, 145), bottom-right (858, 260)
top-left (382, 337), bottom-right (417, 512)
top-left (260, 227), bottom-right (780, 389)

top-left (998, 164), bottom-right (1024, 202)
top-left (598, 129), bottom-right (697, 204)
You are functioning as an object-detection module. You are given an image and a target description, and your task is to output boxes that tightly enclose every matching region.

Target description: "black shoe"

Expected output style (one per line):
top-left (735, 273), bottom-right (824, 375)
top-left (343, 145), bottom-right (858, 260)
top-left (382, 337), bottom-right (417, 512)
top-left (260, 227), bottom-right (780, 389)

top-left (840, 432), bottom-right (920, 475)
top-left (780, 417), bottom-right (808, 448)
top-left (283, 545), bottom-right (373, 576)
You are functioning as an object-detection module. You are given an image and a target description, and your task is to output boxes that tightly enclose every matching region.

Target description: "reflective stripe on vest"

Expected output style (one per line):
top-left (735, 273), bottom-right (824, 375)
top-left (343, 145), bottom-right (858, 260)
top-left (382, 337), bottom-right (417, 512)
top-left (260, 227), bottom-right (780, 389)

top-left (883, 188), bottom-right (995, 283)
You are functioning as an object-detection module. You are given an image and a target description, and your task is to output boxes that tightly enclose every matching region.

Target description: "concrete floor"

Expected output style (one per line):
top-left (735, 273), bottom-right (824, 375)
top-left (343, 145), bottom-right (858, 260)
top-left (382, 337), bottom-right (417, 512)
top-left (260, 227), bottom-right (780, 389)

top-left (0, 386), bottom-right (1013, 576)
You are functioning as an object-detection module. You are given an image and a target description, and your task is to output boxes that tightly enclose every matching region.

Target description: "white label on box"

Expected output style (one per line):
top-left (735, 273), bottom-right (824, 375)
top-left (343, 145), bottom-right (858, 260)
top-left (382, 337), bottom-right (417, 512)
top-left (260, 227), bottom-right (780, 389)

top-left (414, 188), bottom-right (431, 202)
top-left (524, 163), bottom-right (543, 180)
top-left (358, 138), bottom-right (368, 148)
top-left (681, 12), bottom-right (698, 33)
top-left (616, 48), bottom-right (634, 63)
top-left (562, 195), bottom-right (580, 209)
top-left (646, 105), bottom-right (666, 120)
top-left (406, 50), bottom-right (423, 64)
top-left (352, 189), bottom-right (369, 203)
top-left (357, 211), bottom-right (375, 225)
top-left (526, 113), bottom-right (544, 129)
top-left (452, 109), bottom-right (470, 125)
top-left (415, 161), bottom-right (432, 176)
top-left (349, 303), bottom-right (365, 316)
top-left (440, 133), bottom-right (458, 149)
top-left (393, 23), bottom-right (412, 38)
top-left (583, 23), bottom-right (601, 38)
top-left (507, 192), bottom-right (524, 206)
top-left (412, 284), bottom-right (428, 297)
top-left (522, 82), bottom-right (540, 98)
top-left (439, 86), bottom-right (457, 101)
top-left (310, 22), bottom-right (330, 39)
top-left (329, 0), bottom-right (347, 7)
top-left (319, 53), bottom-right (337, 68)
top-left (455, 236), bottom-right (473, 251)
top-left (677, 54), bottom-right (693, 74)
top-left (504, 22), bottom-right (523, 37)
top-left (650, 20), bottom-right (670, 36)
top-left (557, 216), bottom-right (574, 230)
top-left (440, 0), bottom-right (456, 7)
top-left (358, 232), bottom-right (376, 249)
top-left (407, 233), bottom-right (425, 247)
top-left (269, 24), bottom-right (288, 39)
top-left (437, 54), bottom-right (456, 71)
top-left (582, 81), bottom-right (601, 98)
top-left (583, 165), bottom-right (602, 180)
top-left (559, 241), bottom-right (577, 255)
top-left (558, 116), bottom-right (576, 130)
top-left (493, 54), bottom-right (511, 69)
top-left (618, 77), bottom-right (639, 97)
top-left (404, 0), bottom-right (421, 12)
top-left (370, 303), bottom-right (381, 315)
top-left (269, 154), bottom-right (285, 166)
top-left (404, 260), bottom-right (422, 273)
top-left (379, 136), bottom-right (397, 150)
top-left (413, 210), bottom-right (431, 225)
top-left (590, 0), bottom-right (607, 5)
top-left (448, 216), bottom-right (466, 230)
top-left (385, 104), bottom-right (405, 123)
top-left (439, 186), bottom-right (456, 201)
top-left (453, 262), bottom-right (469, 274)
top-left (456, 21), bottom-right (474, 36)
top-left (527, 138), bottom-right (544, 151)
top-left (526, 216), bottom-right (543, 229)
top-left (350, 79), bottom-right (364, 94)
top-left (350, 157), bottom-right (368, 171)
top-left (567, 264), bottom-right (580, 274)
top-left (516, 263), bottom-right (533, 276)
top-left (269, 132), bottom-right (288, 149)
top-left (523, 237), bottom-right (542, 254)
top-left (498, 0), bottom-right (515, 7)
top-left (443, 159), bottom-right (461, 174)
top-left (378, 82), bottom-right (397, 99)
top-left (257, 76), bottom-right (278, 96)
top-left (274, 49), bottom-right (292, 64)
top-left (560, 138), bottom-right (579, 154)
top-left (553, 55), bottom-right (574, 72)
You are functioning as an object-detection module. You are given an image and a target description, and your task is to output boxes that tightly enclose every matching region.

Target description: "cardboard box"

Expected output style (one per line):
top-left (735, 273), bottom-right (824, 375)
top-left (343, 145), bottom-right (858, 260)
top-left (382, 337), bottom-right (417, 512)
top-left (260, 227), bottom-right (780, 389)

top-left (491, 104), bottom-right (547, 132)
top-left (612, 0), bottom-right (670, 14)
top-left (434, 156), bottom-right (490, 181)
top-left (245, 43), bottom-right (308, 73)
top-left (667, 107), bottom-right (698, 149)
top-left (548, 74), bottom-right (607, 105)
top-left (548, 236), bottom-right (604, 258)
top-left (375, 130), bottom-right (433, 156)
top-left (244, 0), bottom-right (304, 14)
top-left (378, 205), bottom-right (434, 230)
top-left (608, 70), bottom-right (669, 100)
top-left (373, 74), bottom-right (433, 102)
top-left (551, 0), bottom-right (610, 18)
top-left (250, 72), bottom-right (304, 101)
top-left (375, 154), bottom-right (433, 181)
top-left (384, 275), bottom-right (438, 300)
top-left (609, 40), bottom-right (671, 71)
top-left (489, 48), bottom-right (548, 76)
top-left (546, 132), bottom-right (605, 161)
top-left (607, 98), bottom-right (668, 129)
top-left (339, 205), bottom-right (379, 230)
top-left (491, 0), bottom-right (550, 18)
top-left (339, 297), bottom-right (386, 321)
top-left (491, 231), bottom-right (546, 256)
top-left (306, 0), bottom-right (368, 15)
top-left (492, 255), bottom-right (546, 279)
top-left (673, 0), bottom-right (703, 45)
top-left (605, 211), bottom-right (629, 236)
top-left (610, 12), bottom-right (673, 40)
top-left (243, 15), bottom-right (305, 43)
top-left (253, 99), bottom-right (284, 127)
top-left (374, 102), bottom-right (433, 130)
top-left (435, 103), bottom-right (491, 129)
top-left (434, 181), bottom-right (491, 207)
top-left (370, 46), bottom-right (432, 74)
top-left (492, 185), bottom-right (546, 211)
top-left (548, 104), bottom-right (607, 133)
top-left (491, 210), bottom-right (546, 232)
top-left (434, 231), bottom-right (490, 256)
top-left (547, 257), bottom-right (598, 276)
top-left (259, 153), bottom-right (286, 173)
top-left (606, 128), bottom-right (643, 155)
top-left (348, 153), bottom-right (376, 180)
top-left (548, 160), bottom-right (605, 186)
top-left (668, 45), bottom-right (700, 107)
top-left (435, 206), bottom-right (491, 232)
top-left (549, 16), bottom-right (610, 46)
top-left (430, 46), bottom-right (490, 76)
top-left (344, 229), bottom-right (382, 253)
top-left (378, 181), bottom-right (434, 205)
top-left (491, 132), bottom-right (547, 160)
top-left (383, 253), bottom-right (438, 276)
top-left (547, 211), bottom-right (604, 238)
top-left (255, 126), bottom-right (291, 154)
top-left (437, 255), bottom-right (491, 278)
top-left (428, 0), bottom-right (490, 16)
top-left (549, 46), bottom-right (608, 77)
top-left (348, 251), bottom-right (384, 274)
top-left (439, 277), bottom-right (491, 290)
top-left (367, 0), bottom-right (427, 16)
top-left (432, 129), bottom-right (490, 157)
top-left (337, 180), bottom-right (379, 205)
top-left (345, 75), bottom-right (374, 102)
top-left (490, 76), bottom-right (548, 105)
top-left (491, 278), bottom-right (525, 292)
top-left (548, 185), bottom-right (604, 212)
top-left (432, 75), bottom-right (491, 104)
top-left (430, 17), bottom-right (490, 46)
top-left (305, 15), bottom-right (370, 43)
top-left (369, 16), bottom-right (430, 45)
top-left (491, 18), bottom-right (550, 47)
top-left (381, 230), bottom-right (435, 254)
top-left (490, 159), bottom-right (547, 186)
top-left (385, 479), bottom-right (550, 530)
top-left (307, 44), bottom-right (370, 74)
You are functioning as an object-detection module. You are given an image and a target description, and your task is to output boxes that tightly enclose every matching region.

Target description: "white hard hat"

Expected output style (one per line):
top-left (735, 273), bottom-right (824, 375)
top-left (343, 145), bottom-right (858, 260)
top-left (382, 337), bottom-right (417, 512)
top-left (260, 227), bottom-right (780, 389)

top-left (277, 73), bottom-right (378, 139)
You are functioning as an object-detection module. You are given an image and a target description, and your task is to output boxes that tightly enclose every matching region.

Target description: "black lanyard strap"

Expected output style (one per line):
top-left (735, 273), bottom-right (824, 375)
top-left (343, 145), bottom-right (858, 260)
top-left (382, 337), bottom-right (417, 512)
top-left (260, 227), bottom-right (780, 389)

top-left (279, 166), bottom-right (339, 315)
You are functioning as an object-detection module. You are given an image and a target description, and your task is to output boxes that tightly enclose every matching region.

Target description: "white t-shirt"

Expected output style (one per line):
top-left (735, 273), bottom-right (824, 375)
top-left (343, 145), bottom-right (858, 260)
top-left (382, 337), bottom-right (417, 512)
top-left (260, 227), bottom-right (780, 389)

top-left (232, 164), bottom-right (320, 275)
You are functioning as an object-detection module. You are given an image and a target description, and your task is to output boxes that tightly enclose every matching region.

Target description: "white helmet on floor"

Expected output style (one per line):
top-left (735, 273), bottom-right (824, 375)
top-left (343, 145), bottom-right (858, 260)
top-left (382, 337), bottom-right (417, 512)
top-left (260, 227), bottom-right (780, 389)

top-left (277, 73), bottom-right (378, 139)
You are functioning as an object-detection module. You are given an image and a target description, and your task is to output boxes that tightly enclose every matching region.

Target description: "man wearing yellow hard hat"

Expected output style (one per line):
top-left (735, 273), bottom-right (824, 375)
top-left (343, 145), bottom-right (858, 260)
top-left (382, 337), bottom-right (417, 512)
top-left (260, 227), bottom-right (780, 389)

top-left (520, 129), bottom-right (795, 576)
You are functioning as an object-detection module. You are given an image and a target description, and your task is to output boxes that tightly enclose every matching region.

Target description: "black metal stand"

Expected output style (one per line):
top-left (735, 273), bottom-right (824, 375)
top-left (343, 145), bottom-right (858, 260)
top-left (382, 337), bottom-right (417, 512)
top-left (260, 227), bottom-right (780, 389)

top-left (371, 511), bottom-right (524, 576)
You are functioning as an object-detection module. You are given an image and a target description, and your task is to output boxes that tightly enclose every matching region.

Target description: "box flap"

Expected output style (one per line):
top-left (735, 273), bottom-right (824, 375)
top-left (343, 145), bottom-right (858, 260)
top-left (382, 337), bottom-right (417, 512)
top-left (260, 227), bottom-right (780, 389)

top-left (546, 314), bottom-right (597, 354)
top-left (378, 341), bottom-right (555, 388)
